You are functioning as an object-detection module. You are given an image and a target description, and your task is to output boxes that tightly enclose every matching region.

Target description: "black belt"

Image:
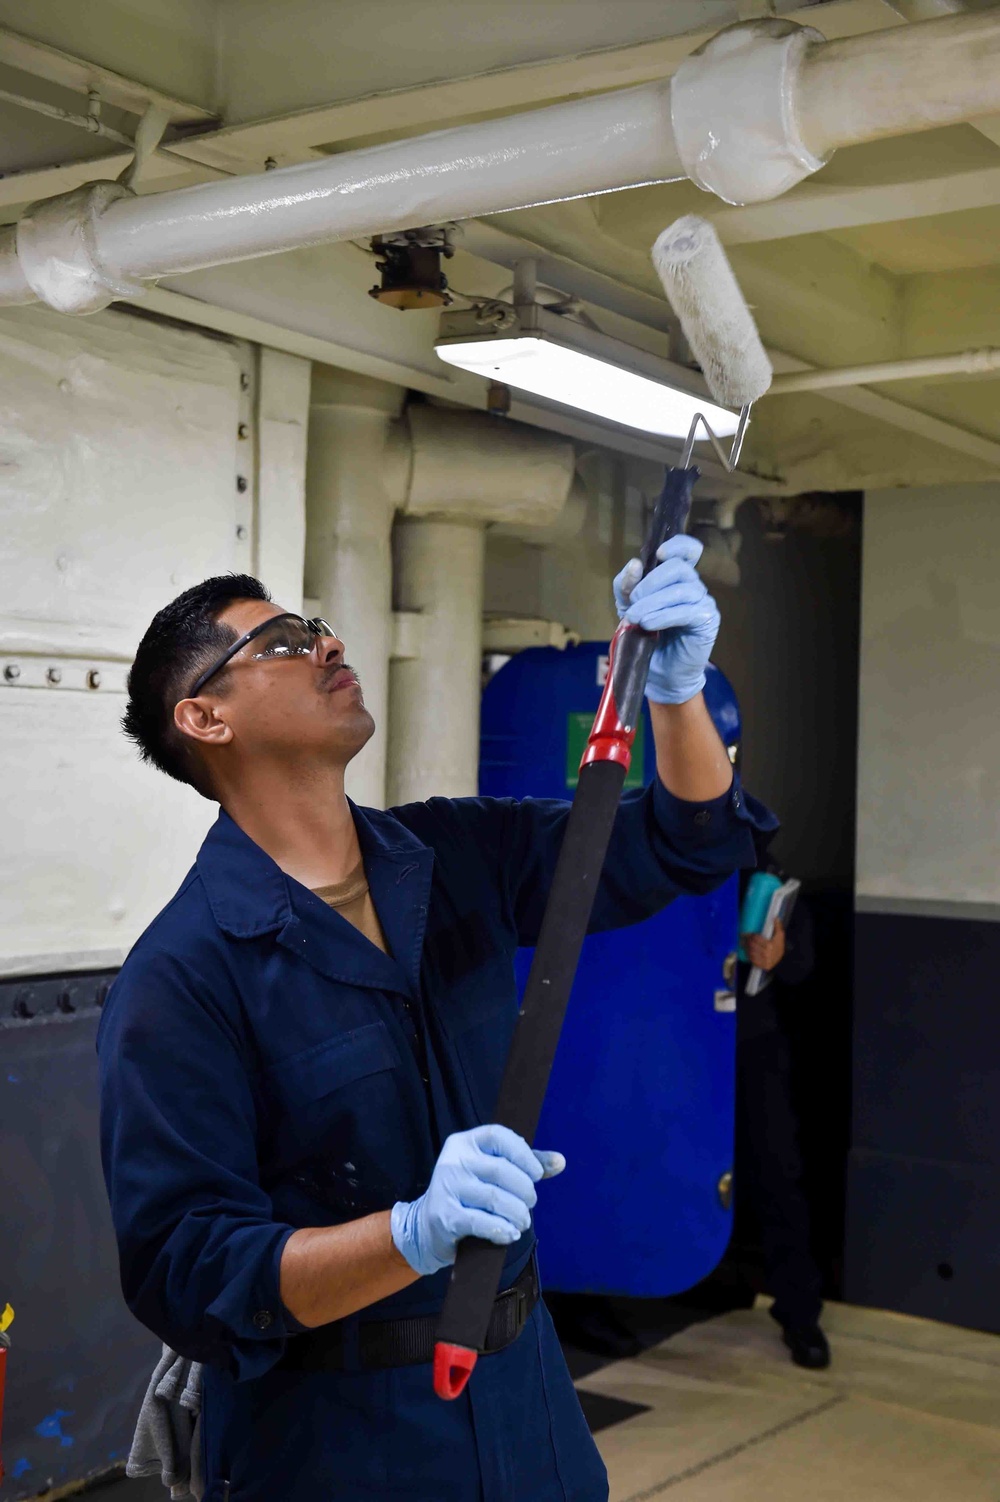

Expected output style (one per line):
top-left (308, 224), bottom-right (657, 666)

top-left (279, 1256), bottom-right (539, 1373)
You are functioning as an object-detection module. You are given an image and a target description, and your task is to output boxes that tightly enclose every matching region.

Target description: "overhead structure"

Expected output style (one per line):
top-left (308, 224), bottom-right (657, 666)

top-left (1, 11), bottom-right (1000, 314)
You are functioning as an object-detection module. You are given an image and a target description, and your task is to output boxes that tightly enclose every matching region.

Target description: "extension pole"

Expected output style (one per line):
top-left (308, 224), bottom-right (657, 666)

top-left (433, 465), bottom-right (698, 1400)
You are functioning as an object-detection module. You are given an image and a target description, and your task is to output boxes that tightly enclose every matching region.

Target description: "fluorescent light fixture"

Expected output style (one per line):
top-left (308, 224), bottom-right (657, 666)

top-left (435, 305), bottom-right (739, 440)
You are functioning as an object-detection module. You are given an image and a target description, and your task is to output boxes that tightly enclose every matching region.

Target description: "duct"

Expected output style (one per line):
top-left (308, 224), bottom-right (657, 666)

top-left (306, 391), bottom-right (575, 807)
top-left (386, 407), bottom-right (576, 805)
top-left (491, 476), bottom-right (589, 546)
top-left (389, 517), bottom-right (487, 807)
top-left (305, 368), bottom-right (405, 809)
top-left (4, 11), bottom-right (1000, 312)
top-left (691, 497), bottom-right (746, 589)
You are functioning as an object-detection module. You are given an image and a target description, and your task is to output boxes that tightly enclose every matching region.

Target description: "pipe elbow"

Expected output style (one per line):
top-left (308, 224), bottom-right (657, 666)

top-left (670, 19), bottom-right (829, 206)
top-left (12, 181), bottom-right (151, 315)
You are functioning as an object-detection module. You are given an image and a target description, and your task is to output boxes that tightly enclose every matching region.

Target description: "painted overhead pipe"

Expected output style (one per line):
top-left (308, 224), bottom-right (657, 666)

top-left (2, 11), bottom-right (1000, 313)
top-left (768, 347), bottom-right (1000, 395)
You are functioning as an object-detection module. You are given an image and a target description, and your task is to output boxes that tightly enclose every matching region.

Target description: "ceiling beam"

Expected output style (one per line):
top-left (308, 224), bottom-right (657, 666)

top-left (117, 284), bottom-right (774, 490)
top-left (768, 349), bottom-right (1000, 467)
top-left (0, 23), bottom-right (214, 124)
top-left (0, 147), bottom-right (231, 214)
top-left (166, 0), bottom-right (903, 175)
top-left (459, 217), bottom-right (1000, 468)
top-left (706, 164), bottom-right (1000, 245)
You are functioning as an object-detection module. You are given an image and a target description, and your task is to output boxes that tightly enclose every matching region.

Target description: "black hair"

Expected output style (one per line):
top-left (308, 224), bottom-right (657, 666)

top-left (123, 574), bottom-right (271, 797)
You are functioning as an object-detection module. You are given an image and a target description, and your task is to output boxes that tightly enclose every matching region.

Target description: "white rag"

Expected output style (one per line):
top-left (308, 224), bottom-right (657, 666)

top-left (127, 1345), bottom-right (204, 1500)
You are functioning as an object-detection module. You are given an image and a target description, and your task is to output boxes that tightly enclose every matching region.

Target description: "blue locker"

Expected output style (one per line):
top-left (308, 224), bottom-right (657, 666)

top-left (480, 645), bottom-right (740, 1296)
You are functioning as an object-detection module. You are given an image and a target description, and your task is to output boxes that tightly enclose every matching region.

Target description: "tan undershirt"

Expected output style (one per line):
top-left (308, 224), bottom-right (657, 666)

top-left (313, 860), bottom-right (389, 955)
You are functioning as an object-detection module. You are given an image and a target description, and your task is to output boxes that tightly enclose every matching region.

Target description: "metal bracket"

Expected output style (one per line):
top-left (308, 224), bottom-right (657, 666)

top-left (680, 402), bottom-right (753, 471)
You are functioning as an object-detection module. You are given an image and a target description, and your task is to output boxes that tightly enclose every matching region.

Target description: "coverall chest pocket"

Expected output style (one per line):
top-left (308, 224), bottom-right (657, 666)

top-left (430, 914), bottom-right (518, 1117)
top-left (260, 1021), bottom-right (406, 1213)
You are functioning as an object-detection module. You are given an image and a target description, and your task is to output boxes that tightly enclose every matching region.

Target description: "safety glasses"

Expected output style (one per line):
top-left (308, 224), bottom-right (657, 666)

top-left (187, 614), bottom-right (338, 698)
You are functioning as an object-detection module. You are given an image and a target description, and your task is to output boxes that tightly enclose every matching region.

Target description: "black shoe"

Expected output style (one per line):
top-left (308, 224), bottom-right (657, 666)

top-left (781, 1322), bottom-right (831, 1369)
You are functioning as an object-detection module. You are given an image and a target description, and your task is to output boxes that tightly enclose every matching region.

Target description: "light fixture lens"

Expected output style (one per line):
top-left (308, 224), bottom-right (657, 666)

top-left (436, 335), bottom-right (738, 438)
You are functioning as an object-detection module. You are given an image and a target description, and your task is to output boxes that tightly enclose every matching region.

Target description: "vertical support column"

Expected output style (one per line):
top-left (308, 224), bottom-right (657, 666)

top-left (256, 348), bottom-right (311, 613)
top-left (306, 368), bottom-right (404, 808)
top-left (388, 517), bottom-right (486, 805)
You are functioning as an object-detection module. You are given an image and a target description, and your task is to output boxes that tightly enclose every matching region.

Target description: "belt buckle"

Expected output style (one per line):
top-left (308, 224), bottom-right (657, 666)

top-left (483, 1283), bottom-right (527, 1355)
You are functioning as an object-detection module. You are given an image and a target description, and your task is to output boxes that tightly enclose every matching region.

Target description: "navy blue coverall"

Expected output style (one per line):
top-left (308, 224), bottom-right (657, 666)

top-left (98, 776), bottom-right (770, 1502)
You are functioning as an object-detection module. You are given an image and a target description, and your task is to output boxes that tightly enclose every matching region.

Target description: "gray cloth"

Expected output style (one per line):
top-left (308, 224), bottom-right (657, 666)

top-left (127, 1345), bottom-right (204, 1500)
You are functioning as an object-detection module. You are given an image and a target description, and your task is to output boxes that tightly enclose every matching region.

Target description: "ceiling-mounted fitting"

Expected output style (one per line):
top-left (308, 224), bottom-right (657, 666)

top-left (486, 381), bottom-right (511, 418)
top-left (369, 225), bottom-right (457, 310)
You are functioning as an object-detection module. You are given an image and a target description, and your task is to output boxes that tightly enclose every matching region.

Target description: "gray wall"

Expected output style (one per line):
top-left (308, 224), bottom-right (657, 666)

top-left (858, 482), bottom-right (1000, 915)
top-left (847, 482), bottom-right (1000, 1331)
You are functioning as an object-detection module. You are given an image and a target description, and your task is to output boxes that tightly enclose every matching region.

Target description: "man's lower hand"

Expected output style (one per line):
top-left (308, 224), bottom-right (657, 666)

top-left (390, 1124), bottom-right (565, 1277)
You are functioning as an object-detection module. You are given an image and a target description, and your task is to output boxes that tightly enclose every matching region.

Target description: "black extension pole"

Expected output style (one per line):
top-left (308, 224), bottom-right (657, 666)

top-left (433, 465), bottom-right (699, 1400)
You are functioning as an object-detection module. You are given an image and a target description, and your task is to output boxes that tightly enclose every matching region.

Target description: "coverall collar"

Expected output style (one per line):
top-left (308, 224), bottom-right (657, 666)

top-left (196, 802), bottom-right (434, 996)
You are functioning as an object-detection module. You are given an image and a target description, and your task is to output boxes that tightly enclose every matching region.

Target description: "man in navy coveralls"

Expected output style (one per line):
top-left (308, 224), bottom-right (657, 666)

top-left (98, 537), bottom-right (772, 1502)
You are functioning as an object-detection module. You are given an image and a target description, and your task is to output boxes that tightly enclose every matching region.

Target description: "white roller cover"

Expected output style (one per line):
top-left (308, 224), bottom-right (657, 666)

top-left (651, 215), bottom-right (772, 408)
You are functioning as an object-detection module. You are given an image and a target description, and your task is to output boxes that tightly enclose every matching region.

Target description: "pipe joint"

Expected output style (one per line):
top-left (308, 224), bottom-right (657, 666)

top-left (16, 181), bottom-right (151, 315)
top-left (670, 19), bottom-right (828, 206)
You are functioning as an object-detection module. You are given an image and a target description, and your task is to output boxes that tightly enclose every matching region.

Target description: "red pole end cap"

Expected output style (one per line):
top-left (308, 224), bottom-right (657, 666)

top-left (433, 1341), bottom-right (477, 1400)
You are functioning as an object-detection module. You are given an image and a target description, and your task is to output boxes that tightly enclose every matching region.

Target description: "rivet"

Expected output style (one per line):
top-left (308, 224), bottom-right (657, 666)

top-left (236, 475), bottom-right (248, 493)
top-left (87, 669), bottom-right (101, 689)
top-left (717, 1170), bottom-right (733, 1210)
top-left (264, 156), bottom-right (277, 171)
top-left (240, 372), bottom-right (251, 391)
top-left (236, 524), bottom-right (248, 541)
top-left (12, 991), bottom-right (34, 1020)
top-left (57, 990), bottom-right (76, 1014)
top-left (46, 667), bottom-right (62, 685)
top-left (3, 665), bottom-right (19, 682)
top-left (238, 422), bottom-right (249, 439)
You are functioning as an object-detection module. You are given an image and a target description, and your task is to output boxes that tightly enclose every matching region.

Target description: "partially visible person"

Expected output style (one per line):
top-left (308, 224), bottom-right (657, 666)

top-left (736, 833), bottom-right (830, 1369)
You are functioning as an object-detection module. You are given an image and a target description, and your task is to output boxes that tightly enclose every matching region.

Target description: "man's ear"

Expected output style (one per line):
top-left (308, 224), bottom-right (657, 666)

top-left (174, 697), bottom-right (234, 749)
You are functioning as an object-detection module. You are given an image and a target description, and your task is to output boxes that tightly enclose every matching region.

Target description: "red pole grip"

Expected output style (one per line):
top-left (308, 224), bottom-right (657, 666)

top-left (579, 621), bottom-right (638, 775)
top-left (0, 1344), bottom-right (7, 1485)
top-left (433, 1341), bottom-right (478, 1400)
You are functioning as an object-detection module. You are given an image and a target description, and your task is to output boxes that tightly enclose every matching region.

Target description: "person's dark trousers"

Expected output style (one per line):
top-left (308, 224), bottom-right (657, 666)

top-left (734, 1026), bottom-right (823, 1330)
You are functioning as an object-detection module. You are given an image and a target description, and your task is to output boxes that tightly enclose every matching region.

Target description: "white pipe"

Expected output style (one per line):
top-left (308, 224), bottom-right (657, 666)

top-left (798, 9), bottom-right (1000, 157)
top-left (388, 519), bottom-right (487, 807)
top-left (5, 10), bottom-right (1000, 312)
top-left (101, 84), bottom-right (679, 281)
top-left (768, 347), bottom-right (1000, 394)
top-left (305, 368), bottom-right (404, 809)
top-left (0, 226), bottom-right (33, 304)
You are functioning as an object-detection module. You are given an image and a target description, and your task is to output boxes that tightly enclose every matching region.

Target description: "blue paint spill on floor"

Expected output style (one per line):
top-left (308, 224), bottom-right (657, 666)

top-left (34, 1407), bottom-right (74, 1443)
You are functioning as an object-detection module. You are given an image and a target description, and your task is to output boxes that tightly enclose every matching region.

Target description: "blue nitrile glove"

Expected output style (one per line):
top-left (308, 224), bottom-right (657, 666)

top-left (613, 534), bottom-right (721, 705)
top-left (390, 1124), bottom-right (566, 1277)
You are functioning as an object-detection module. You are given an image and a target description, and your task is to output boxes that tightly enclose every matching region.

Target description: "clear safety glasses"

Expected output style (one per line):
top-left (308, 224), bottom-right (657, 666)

top-left (187, 614), bottom-right (338, 698)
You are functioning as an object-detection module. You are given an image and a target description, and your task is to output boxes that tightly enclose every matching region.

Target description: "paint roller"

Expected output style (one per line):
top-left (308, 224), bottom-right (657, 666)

top-left (432, 216), bottom-right (772, 1402)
